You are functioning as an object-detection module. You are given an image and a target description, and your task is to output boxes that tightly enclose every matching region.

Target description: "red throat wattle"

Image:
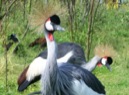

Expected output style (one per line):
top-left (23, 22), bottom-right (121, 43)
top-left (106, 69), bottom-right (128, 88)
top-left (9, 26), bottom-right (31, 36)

top-left (47, 18), bottom-right (50, 21)
top-left (97, 62), bottom-right (102, 67)
top-left (48, 33), bottom-right (54, 41)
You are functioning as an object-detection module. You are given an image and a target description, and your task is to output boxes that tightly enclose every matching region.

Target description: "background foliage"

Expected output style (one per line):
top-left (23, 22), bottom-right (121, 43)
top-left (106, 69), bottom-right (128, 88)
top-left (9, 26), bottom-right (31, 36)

top-left (0, 0), bottom-right (129, 95)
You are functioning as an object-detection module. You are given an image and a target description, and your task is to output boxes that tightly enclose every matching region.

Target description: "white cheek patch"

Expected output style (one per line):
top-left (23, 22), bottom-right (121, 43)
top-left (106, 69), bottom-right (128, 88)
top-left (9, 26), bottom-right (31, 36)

top-left (45, 20), bottom-right (53, 31)
top-left (101, 58), bottom-right (107, 65)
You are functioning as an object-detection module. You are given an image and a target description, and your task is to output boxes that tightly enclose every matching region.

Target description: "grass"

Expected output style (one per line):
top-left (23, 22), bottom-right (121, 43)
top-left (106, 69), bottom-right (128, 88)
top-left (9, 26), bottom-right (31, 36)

top-left (1, 1), bottom-right (129, 95)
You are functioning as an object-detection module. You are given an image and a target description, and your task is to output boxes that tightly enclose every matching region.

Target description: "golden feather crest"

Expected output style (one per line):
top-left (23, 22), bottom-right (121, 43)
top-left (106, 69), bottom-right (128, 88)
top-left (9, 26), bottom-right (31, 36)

top-left (94, 44), bottom-right (117, 58)
top-left (28, 1), bottom-right (67, 33)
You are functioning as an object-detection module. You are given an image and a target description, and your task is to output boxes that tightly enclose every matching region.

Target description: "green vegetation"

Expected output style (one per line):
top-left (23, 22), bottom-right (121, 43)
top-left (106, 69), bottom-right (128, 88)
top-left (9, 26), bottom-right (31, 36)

top-left (0, 0), bottom-right (129, 95)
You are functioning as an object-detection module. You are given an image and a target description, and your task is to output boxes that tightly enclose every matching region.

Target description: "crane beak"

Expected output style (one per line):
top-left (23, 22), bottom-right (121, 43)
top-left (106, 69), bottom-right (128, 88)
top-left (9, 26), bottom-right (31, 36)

top-left (54, 25), bottom-right (65, 31)
top-left (105, 63), bottom-right (112, 71)
top-left (106, 57), bottom-right (113, 71)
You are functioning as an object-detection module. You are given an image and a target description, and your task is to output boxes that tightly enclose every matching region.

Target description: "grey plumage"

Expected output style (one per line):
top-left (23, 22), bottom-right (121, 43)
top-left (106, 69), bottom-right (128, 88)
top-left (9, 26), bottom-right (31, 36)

top-left (38, 42), bottom-right (105, 72)
top-left (38, 42), bottom-right (86, 66)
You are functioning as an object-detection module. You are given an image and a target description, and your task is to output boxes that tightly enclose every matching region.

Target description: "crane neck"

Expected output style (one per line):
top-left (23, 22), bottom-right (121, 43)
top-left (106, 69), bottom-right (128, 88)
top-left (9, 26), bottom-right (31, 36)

top-left (82, 55), bottom-right (101, 72)
top-left (44, 30), bottom-right (57, 67)
top-left (41, 29), bottom-right (58, 95)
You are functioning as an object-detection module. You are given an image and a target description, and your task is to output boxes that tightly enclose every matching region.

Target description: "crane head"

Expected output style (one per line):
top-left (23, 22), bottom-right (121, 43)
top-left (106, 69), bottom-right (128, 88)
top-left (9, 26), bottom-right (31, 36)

top-left (45, 14), bottom-right (65, 34)
top-left (97, 56), bottom-right (113, 71)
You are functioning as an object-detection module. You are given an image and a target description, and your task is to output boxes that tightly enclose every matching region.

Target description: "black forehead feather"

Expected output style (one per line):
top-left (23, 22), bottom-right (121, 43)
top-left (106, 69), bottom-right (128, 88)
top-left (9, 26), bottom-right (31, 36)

top-left (107, 57), bottom-right (113, 65)
top-left (50, 15), bottom-right (60, 25)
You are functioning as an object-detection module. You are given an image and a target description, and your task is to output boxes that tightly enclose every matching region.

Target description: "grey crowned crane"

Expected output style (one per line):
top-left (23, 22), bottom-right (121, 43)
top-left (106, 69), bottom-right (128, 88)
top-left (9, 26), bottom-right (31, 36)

top-left (41, 14), bottom-right (106, 95)
top-left (17, 43), bottom-right (112, 92)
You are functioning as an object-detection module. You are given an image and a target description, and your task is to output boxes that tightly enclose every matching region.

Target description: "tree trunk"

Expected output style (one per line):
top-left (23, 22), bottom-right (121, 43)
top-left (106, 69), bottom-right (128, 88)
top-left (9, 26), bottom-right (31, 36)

top-left (66, 0), bottom-right (76, 41)
top-left (29, 0), bottom-right (32, 13)
top-left (86, 0), bottom-right (95, 60)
